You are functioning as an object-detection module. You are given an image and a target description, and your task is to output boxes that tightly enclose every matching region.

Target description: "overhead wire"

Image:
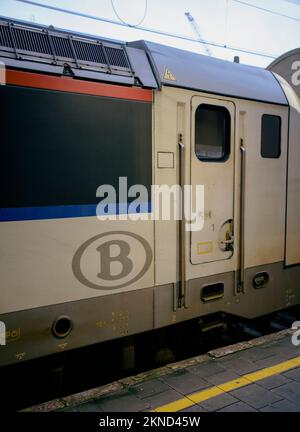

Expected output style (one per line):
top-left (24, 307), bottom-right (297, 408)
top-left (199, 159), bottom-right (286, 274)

top-left (13, 0), bottom-right (280, 59)
top-left (232, 0), bottom-right (300, 22)
top-left (110, 0), bottom-right (148, 27)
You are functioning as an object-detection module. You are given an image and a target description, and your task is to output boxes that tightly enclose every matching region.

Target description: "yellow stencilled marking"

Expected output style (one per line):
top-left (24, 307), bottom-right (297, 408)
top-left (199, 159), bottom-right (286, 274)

top-left (153, 355), bottom-right (300, 412)
top-left (6, 327), bottom-right (21, 343)
top-left (15, 352), bottom-right (26, 360)
top-left (163, 68), bottom-right (176, 81)
top-left (58, 342), bottom-right (68, 350)
top-left (197, 241), bottom-right (213, 255)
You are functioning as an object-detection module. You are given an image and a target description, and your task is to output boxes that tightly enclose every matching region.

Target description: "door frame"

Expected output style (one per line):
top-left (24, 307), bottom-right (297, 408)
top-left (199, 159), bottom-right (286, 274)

top-left (189, 94), bottom-right (236, 266)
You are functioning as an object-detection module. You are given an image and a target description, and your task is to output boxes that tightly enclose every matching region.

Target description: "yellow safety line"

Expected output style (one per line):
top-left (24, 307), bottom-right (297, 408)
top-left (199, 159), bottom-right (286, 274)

top-left (154, 355), bottom-right (300, 412)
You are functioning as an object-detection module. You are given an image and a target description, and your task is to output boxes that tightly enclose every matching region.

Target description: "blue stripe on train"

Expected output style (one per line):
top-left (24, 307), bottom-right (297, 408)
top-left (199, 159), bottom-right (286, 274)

top-left (0, 202), bottom-right (152, 222)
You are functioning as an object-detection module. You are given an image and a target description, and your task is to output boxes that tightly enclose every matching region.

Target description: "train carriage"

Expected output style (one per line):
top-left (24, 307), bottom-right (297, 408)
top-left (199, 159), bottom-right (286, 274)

top-left (0, 18), bottom-right (300, 366)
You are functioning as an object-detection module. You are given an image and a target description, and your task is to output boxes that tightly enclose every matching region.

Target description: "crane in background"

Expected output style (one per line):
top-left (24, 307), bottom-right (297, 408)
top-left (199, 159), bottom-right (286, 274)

top-left (184, 11), bottom-right (212, 57)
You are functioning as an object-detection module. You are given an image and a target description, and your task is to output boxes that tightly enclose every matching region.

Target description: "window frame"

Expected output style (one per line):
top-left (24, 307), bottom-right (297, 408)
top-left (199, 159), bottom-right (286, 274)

top-left (194, 103), bottom-right (231, 163)
top-left (0, 84), bottom-right (152, 209)
top-left (260, 114), bottom-right (281, 159)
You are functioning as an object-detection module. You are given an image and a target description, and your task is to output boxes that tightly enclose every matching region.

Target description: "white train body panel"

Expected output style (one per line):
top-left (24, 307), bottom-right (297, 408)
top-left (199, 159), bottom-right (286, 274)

top-left (154, 86), bottom-right (289, 283)
top-left (0, 217), bottom-right (154, 314)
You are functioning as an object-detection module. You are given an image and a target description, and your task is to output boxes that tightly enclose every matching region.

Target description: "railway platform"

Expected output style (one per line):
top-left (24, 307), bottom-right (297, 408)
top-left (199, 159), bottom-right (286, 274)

top-left (25, 329), bottom-right (300, 412)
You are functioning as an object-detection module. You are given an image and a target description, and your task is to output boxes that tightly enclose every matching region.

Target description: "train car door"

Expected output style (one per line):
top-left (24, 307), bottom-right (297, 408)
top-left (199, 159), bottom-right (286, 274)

top-left (241, 103), bottom-right (288, 272)
top-left (190, 96), bottom-right (235, 265)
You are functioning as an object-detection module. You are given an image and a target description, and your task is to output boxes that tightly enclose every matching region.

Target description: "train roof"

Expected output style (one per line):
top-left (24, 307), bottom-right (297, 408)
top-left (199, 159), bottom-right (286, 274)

top-left (129, 40), bottom-right (287, 105)
top-left (0, 17), bottom-right (287, 105)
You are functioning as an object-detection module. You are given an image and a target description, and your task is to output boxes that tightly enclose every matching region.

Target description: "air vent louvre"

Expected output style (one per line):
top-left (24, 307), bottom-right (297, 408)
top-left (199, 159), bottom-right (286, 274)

top-left (73, 40), bottom-right (106, 64)
top-left (0, 25), bottom-right (13, 48)
top-left (14, 28), bottom-right (52, 54)
top-left (52, 36), bottom-right (73, 59)
top-left (105, 46), bottom-right (129, 68)
top-left (0, 20), bottom-right (133, 76)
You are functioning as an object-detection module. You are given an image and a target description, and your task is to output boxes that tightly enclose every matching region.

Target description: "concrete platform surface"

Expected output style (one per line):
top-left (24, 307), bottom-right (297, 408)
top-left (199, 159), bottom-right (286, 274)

top-left (25, 329), bottom-right (300, 412)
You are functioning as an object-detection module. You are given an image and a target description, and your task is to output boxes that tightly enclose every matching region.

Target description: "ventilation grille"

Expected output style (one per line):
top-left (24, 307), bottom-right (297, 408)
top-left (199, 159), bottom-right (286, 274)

top-left (72, 40), bottom-right (106, 64)
top-left (0, 25), bottom-right (13, 48)
top-left (52, 36), bottom-right (73, 59)
top-left (0, 20), bottom-right (133, 76)
top-left (14, 27), bottom-right (52, 54)
top-left (105, 46), bottom-right (129, 68)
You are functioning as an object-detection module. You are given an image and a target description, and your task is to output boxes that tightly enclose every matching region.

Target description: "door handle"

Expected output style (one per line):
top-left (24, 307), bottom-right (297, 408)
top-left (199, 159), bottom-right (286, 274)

top-left (178, 134), bottom-right (187, 308)
top-left (238, 139), bottom-right (246, 293)
top-left (220, 236), bottom-right (234, 245)
top-left (219, 234), bottom-right (234, 251)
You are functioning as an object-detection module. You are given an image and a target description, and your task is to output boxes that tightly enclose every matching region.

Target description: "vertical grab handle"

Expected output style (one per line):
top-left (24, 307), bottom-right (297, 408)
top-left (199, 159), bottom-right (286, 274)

top-left (238, 139), bottom-right (246, 293)
top-left (178, 134), bottom-right (187, 307)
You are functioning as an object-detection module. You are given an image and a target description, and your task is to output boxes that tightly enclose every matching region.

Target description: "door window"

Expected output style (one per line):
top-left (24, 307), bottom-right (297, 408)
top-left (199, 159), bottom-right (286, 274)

top-left (261, 114), bottom-right (281, 158)
top-left (195, 104), bottom-right (231, 162)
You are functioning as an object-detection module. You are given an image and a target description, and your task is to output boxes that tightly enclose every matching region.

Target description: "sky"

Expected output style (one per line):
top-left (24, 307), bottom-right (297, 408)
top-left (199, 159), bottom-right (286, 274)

top-left (0, 0), bottom-right (300, 68)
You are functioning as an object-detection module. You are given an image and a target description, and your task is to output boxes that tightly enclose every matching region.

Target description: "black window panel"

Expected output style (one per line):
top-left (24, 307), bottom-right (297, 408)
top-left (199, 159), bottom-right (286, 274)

top-left (0, 85), bottom-right (152, 208)
top-left (261, 114), bottom-right (281, 158)
top-left (195, 104), bottom-right (230, 162)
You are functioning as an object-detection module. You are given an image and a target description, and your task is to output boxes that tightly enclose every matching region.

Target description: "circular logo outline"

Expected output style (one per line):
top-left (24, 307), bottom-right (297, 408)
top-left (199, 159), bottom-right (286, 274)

top-left (72, 231), bottom-right (153, 290)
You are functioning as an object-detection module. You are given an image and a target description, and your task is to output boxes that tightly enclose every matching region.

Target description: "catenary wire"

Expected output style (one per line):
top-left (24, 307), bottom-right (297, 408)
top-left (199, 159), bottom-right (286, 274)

top-left (12, 0), bottom-right (279, 59)
top-left (110, 0), bottom-right (148, 27)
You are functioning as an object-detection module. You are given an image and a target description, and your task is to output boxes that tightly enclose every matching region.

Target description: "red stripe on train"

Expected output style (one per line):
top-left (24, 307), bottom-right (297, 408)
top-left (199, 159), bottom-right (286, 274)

top-left (5, 69), bottom-right (153, 102)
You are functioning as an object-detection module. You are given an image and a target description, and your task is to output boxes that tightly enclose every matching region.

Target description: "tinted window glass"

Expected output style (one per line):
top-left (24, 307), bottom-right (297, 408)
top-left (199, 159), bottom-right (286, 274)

top-left (195, 104), bottom-right (230, 162)
top-left (261, 114), bottom-right (281, 158)
top-left (0, 85), bottom-right (152, 208)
